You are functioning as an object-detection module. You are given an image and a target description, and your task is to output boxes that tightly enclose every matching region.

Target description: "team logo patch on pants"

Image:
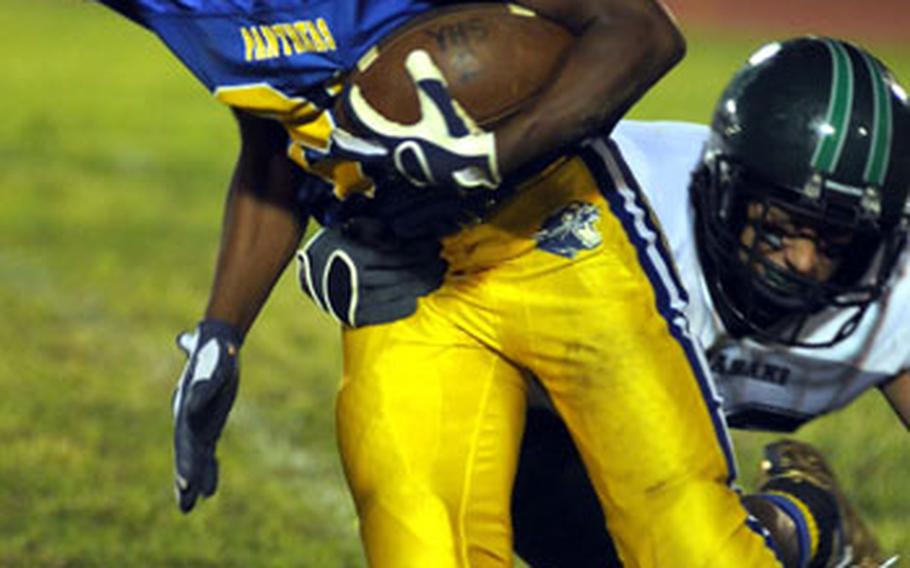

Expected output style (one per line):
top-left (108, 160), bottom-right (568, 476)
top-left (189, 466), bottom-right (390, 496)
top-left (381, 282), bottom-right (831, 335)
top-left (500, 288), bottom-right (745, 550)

top-left (534, 202), bottom-right (602, 258)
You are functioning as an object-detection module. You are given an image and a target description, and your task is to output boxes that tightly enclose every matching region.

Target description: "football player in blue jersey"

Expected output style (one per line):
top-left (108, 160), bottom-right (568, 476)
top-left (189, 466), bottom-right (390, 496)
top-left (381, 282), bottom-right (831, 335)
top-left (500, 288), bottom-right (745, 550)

top-left (302, 37), bottom-right (910, 568)
top-left (95, 0), bottom-right (806, 566)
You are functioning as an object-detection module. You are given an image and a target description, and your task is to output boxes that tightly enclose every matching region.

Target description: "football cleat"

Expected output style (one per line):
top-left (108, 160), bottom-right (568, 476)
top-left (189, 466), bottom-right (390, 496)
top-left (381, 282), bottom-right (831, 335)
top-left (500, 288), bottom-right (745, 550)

top-left (757, 439), bottom-right (889, 568)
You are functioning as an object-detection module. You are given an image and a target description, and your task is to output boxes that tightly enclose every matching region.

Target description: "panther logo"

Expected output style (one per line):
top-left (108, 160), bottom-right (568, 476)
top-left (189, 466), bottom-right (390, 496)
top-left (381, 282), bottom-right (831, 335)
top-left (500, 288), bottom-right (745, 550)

top-left (534, 202), bottom-right (602, 258)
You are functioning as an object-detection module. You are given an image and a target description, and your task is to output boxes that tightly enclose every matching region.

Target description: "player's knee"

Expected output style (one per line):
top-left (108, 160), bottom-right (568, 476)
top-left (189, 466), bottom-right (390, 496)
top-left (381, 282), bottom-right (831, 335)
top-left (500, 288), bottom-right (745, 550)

top-left (356, 489), bottom-right (456, 566)
top-left (356, 487), bottom-right (511, 568)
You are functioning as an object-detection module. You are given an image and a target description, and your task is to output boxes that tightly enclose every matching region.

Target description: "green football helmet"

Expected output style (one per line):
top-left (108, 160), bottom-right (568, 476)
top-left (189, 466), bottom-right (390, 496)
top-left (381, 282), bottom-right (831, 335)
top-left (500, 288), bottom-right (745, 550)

top-left (692, 37), bottom-right (910, 347)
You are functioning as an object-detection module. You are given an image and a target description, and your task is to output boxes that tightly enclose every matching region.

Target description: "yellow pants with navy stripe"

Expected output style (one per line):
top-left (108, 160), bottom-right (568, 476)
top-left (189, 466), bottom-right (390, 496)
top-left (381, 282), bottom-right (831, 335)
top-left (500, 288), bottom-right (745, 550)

top-left (336, 139), bottom-right (782, 567)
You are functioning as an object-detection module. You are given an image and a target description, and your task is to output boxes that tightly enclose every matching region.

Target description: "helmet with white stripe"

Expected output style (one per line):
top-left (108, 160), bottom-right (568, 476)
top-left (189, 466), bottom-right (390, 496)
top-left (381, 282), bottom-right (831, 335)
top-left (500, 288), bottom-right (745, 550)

top-left (692, 37), bottom-right (910, 347)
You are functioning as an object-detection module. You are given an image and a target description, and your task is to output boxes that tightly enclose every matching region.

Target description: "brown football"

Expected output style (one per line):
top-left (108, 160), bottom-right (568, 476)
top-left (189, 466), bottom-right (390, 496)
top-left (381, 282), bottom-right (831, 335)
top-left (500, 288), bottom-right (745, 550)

top-left (335, 3), bottom-right (574, 130)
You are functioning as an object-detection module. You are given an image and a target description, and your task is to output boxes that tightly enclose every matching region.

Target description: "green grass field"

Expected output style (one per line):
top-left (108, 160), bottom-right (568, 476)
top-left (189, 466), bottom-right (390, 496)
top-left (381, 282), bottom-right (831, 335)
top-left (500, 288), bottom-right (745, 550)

top-left (1, 1), bottom-right (907, 566)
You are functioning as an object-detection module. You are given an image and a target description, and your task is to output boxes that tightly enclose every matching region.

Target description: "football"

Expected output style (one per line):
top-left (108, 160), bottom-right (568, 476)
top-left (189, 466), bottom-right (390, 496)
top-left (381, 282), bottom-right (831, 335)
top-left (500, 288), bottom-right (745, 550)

top-left (335, 3), bottom-right (574, 130)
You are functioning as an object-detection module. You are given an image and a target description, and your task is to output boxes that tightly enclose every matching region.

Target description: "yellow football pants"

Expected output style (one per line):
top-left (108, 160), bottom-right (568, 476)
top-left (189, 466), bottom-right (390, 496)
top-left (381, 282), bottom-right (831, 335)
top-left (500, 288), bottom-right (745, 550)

top-left (337, 140), bottom-right (782, 567)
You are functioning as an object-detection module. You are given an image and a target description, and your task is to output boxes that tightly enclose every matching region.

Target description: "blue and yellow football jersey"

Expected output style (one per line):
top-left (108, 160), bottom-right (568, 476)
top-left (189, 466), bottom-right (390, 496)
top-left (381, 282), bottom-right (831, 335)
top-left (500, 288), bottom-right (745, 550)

top-left (100, 0), bottom-right (440, 211)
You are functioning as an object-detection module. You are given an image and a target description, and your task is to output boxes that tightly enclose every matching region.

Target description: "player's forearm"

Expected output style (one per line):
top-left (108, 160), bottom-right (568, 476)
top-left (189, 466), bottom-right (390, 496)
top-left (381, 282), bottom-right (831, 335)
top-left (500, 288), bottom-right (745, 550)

top-left (203, 111), bottom-right (307, 336)
top-left (497, 0), bottom-right (684, 174)
top-left (204, 188), bottom-right (303, 335)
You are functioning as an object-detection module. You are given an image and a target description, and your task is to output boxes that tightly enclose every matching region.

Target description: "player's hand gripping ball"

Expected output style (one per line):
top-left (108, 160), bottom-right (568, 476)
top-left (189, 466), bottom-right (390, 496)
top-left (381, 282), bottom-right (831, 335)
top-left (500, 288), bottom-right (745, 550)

top-left (334, 49), bottom-right (499, 189)
top-left (331, 4), bottom-right (573, 190)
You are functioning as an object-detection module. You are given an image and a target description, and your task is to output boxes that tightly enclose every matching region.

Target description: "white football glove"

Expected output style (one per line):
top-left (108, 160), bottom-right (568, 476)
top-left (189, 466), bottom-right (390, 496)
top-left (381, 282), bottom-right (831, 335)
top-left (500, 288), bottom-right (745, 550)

top-left (332, 49), bottom-right (500, 190)
top-left (171, 320), bottom-right (241, 513)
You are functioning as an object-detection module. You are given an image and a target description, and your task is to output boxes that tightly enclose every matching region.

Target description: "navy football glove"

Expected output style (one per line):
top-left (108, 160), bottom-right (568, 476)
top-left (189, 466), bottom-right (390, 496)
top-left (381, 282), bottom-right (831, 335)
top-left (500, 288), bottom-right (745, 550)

top-left (171, 320), bottom-right (242, 513)
top-left (298, 218), bottom-right (446, 327)
top-left (332, 49), bottom-right (500, 190)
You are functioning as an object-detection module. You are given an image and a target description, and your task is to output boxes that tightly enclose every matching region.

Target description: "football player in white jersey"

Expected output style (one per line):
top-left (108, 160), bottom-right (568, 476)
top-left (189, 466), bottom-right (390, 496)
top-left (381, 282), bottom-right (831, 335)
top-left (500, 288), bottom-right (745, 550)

top-left (510, 37), bottom-right (910, 568)
top-left (300, 36), bottom-right (910, 567)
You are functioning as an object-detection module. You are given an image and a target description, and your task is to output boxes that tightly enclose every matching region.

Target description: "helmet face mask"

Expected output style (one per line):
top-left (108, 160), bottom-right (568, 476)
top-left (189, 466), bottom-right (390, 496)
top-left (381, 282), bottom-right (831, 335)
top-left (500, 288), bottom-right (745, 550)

top-left (693, 37), bottom-right (910, 347)
top-left (693, 154), bottom-right (905, 347)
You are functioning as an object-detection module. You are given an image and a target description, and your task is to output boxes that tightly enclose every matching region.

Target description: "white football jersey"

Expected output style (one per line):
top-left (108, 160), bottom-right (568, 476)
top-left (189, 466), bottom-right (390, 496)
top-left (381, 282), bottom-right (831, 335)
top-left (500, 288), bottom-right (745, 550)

top-left (610, 120), bottom-right (910, 432)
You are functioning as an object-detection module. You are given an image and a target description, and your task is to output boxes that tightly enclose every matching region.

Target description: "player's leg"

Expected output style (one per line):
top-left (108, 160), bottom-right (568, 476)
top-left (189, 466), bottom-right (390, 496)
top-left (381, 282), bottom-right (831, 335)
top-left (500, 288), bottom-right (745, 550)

top-left (511, 411), bottom-right (852, 568)
top-left (512, 410), bottom-right (873, 568)
top-left (533, 276), bottom-right (780, 567)
top-left (337, 297), bottom-right (527, 568)
top-left (520, 140), bottom-right (783, 567)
